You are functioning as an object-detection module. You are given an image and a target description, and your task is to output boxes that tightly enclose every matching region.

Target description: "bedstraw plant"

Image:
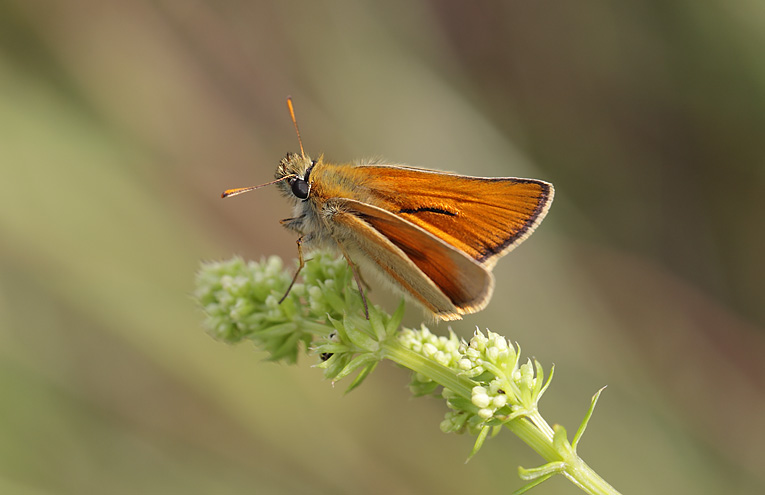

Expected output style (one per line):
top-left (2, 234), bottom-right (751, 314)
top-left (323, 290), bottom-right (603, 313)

top-left (194, 253), bottom-right (620, 494)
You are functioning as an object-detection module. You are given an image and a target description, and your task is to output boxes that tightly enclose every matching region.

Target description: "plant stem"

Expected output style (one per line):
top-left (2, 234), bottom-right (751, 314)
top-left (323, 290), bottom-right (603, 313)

top-left (562, 456), bottom-right (621, 495)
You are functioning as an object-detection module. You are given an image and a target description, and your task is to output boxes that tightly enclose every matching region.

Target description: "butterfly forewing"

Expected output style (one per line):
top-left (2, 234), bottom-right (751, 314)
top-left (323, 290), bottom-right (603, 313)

top-left (312, 164), bottom-right (553, 267)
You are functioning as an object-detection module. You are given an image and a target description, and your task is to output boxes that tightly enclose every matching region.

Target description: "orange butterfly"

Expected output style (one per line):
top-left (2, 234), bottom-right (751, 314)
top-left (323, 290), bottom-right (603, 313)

top-left (223, 99), bottom-right (553, 321)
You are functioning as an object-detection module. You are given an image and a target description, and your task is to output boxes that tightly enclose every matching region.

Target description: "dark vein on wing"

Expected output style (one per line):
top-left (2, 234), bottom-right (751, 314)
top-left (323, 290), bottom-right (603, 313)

top-left (398, 207), bottom-right (457, 216)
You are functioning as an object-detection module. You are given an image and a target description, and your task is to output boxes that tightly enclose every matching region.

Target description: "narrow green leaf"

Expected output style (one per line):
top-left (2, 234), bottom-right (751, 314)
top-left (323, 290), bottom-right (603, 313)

top-left (466, 425), bottom-right (490, 462)
top-left (516, 461), bottom-right (566, 493)
top-left (341, 315), bottom-right (377, 351)
top-left (572, 386), bottom-right (607, 453)
top-left (345, 361), bottom-right (379, 393)
top-left (322, 282), bottom-right (348, 314)
top-left (518, 461), bottom-right (566, 480)
top-left (322, 353), bottom-right (353, 379)
top-left (265, 331), bottom-right (302, 363)
top-left (312, 343), bottom-right (348, 356)
top-left (532, 359), bottom-right (545, 398)
top-left (332, 354), bottom-right (377, 382)
top-left (368, 304), bottom-right (387, 342)
top-left (386, 300), bottom-right (406, 338)
top-left (513, 472), bottom-right (556, 495)
top-left (327, 315), bottom-right (348, 341)
top-left (538, 363), bottom-right (555, 401)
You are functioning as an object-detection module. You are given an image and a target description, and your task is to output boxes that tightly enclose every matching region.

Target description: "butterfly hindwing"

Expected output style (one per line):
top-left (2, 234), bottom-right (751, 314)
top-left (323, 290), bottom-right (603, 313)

top-left (329, 198), bottom-right (494, 319)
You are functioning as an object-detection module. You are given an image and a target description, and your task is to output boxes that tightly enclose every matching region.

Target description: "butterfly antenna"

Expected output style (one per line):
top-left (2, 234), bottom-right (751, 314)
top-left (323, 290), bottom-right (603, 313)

top-left (221, 175), bottom-right (295, 198)
top-left (286, 97), bottom-right (306, 159)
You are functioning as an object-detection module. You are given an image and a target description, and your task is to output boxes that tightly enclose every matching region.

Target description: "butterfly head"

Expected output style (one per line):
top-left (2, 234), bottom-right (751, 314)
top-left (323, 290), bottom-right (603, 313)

top-left (276, 152), bottom-right (319, 201)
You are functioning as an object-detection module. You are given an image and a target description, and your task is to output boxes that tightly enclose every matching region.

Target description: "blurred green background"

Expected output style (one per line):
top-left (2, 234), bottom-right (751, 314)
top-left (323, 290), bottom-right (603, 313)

top-left (1, 1), bottom-right (763, 493)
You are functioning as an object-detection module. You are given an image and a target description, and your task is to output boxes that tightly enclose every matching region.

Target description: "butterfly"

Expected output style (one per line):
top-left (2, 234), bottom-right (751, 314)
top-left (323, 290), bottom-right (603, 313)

top-left (223, 98), bottom-right (553, 321)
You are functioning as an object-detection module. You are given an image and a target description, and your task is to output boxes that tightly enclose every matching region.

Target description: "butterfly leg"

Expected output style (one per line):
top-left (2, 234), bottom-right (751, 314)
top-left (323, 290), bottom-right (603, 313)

top-left (356, 267), bottom-right (372, 291)
top-left (280, 214), bottom-right (368, 318)
top-left (279, 235), bottom-right (309, 304)
top-left (333, 238), bottom-right (370, 319)
top-left (280, 215), bottom-right (305, 233)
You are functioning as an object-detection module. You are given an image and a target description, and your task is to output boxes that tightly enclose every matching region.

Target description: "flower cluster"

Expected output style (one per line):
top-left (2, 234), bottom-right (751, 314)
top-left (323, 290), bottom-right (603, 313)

top-left (194, 256), bottom-right (293, 343)
top-left (459, 330), bottom-right (551, 422)
top-left (194, 253), bottom-right (357, 363)
top-left (399, 327), bottom-right (553, 444)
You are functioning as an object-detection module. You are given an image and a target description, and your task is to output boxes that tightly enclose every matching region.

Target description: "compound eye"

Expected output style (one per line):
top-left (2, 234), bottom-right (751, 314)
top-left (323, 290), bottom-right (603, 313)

top-left (290, 177), bottom-right (310, 199)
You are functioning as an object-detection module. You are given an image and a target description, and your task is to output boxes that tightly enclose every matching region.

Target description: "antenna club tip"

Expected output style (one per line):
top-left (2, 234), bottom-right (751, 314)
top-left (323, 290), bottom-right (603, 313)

top-left (285, 97), bottom-right (306, 158)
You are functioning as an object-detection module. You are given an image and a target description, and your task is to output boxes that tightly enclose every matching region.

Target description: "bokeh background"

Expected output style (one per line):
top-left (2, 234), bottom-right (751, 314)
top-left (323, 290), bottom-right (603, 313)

top-left (2, 1), bottom-right (764, 493)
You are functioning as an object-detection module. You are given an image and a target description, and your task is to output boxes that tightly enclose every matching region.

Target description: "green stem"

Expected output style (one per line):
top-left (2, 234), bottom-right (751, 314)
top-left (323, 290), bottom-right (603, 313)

top-left (562, 456), bottom-right (621, 495)
top-left (381, 340), bottom-right (474, 398)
